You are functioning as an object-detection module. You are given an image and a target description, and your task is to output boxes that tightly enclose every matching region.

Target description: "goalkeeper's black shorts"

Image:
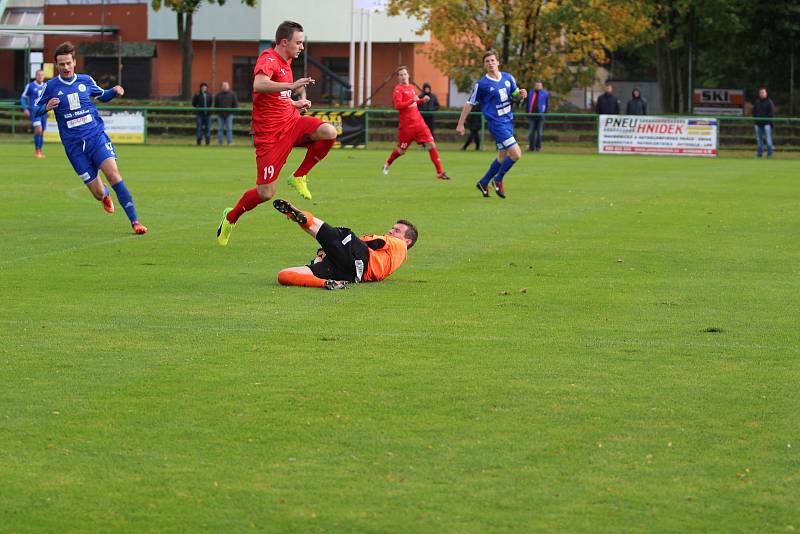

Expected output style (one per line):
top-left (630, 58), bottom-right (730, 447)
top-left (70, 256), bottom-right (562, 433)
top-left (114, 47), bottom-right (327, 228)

top-left (309, 223), bottom-right (370, 282)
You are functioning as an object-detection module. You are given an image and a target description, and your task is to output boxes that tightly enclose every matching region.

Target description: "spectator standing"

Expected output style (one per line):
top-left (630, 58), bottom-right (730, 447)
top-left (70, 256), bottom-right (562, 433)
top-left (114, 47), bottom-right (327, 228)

top-left (192, 82), bottom-right (213, 145)
top-left (626, 87), bottom-right (648, 115)
top-left (418, 82), bottom-right (440, 135)
top-left (526, 81), bottom-right (549, 151)
top-left (214, 81), bottom-right (238, 145)
top-left (595, 83), bottom-right (620, 115)
top-left (462, 102), bottom-right (482, 151)
top-left (753, 87), bottom-right (775, 158)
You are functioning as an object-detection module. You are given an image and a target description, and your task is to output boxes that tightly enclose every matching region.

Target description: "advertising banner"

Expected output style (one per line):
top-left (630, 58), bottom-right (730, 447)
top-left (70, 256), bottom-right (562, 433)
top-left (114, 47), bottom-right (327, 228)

top-left (598, 115), bottom-right (717, 157)
top-left (44, 109), bottom-right (145, 144)
top-left (692, 88), bottom-right (745, 116)
top-left (304, 110), bottom-right (366, 148)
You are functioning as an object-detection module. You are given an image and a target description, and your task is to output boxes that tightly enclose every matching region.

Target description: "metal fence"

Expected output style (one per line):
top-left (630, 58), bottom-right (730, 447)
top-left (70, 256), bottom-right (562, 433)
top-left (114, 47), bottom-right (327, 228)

top-left (2, 102), bottom-right (799, 151)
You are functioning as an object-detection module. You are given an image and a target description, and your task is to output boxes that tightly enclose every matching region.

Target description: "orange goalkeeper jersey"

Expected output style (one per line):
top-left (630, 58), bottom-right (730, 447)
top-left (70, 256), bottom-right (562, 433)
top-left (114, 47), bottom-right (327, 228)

top-left (361, 234), bottom-right (408, 281)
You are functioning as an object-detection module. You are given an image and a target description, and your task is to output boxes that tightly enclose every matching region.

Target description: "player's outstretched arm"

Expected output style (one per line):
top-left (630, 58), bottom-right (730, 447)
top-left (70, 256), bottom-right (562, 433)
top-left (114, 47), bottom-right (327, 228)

top-left (96, 86), bottom-right (123, 103)
top-left (254, 74), bottom-right (315, 94)
top-left (456, 102), bottom-right (473, 135)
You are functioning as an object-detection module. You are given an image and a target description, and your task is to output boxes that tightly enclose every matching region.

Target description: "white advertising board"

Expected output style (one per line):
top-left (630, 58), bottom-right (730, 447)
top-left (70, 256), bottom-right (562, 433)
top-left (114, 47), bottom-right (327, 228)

top-left (693, 88), bottom-right (745, 116)
top-left (44, 109), bottom-right (145, 144)
top-left (598, 115), bottom-right (717, 157)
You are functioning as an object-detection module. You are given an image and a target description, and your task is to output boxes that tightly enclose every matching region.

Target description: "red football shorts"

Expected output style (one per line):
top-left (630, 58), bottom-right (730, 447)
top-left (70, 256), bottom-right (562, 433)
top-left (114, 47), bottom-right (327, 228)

top-left (254, 115), bottom-right (325, 184)
top-left (396, 121), bottom-right (433, 149)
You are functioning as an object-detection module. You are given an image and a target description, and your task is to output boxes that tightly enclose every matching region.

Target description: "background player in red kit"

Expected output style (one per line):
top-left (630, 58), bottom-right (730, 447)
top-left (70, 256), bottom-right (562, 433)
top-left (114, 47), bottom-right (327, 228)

top-left (217, 20), bottom-right (338, 246)
top-left (382, 66), bottom-right (450, 181)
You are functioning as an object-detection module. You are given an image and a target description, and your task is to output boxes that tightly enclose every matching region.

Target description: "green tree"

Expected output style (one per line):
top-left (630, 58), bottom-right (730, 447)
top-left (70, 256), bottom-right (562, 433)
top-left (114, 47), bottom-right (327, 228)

top-left (650, 0), bottom-right (745, 113)
top-left (151, 0), bottom-right (256, 100)
top-left (387, 0), bottom-right (656, 106)
top-left (649, 0), bottom-right (798, 113)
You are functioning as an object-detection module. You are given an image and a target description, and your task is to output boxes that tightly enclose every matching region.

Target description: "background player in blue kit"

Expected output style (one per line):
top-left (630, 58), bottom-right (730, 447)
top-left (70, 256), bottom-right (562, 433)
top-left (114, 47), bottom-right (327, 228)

top-left (456, 50), bottom-right (527, 199)
top-left (33, 41), bottom-right (147, 234)
top-left (21, 69), bottom-right (48, 159)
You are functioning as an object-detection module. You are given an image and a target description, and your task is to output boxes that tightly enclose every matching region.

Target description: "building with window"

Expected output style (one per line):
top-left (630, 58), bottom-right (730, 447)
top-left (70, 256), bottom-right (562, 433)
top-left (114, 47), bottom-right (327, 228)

top-left (0, 0), bottom-right (450, 107)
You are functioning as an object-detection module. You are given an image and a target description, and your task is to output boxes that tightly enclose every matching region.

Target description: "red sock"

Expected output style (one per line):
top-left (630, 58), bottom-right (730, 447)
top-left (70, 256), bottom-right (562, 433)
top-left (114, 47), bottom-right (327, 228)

top-left (386, 148), bottom-right (402, 165)
top-left (227, 188), bottom-right (264, 224)
top-left (278, 270), bottom-right (326, 288)
top-left (428, 147), bottom-right (443, 174)
top-left (294, 138), bottom-right (335, 177)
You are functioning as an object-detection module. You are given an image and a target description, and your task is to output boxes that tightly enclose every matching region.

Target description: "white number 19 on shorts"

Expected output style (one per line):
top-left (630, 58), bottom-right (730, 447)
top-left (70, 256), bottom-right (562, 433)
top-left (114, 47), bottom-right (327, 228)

top-left (263, 165), bottom-right (275, 181)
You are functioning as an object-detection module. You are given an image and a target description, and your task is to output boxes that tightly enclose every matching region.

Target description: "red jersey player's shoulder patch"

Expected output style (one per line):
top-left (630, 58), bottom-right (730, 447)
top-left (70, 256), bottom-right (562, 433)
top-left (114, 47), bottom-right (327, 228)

top-left (254, 48), bottom-right (292, 80)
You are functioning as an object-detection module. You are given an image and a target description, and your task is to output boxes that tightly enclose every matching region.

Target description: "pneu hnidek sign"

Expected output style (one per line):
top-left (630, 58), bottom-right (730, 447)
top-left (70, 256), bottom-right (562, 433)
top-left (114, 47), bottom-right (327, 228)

top-left (598, 115), bottom-right (718, 157)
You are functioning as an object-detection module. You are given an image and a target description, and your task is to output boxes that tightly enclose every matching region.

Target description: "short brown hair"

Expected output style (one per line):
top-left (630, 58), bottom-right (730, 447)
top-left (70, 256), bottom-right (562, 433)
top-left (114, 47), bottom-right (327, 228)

top-left (275, 20), bottom-right (303, 45)
top-left (397, 219), bottom-right (418, 249)
top-left (54, 41), bottom-right (76, 61)
top-left (397, 65), bottom-right (409, 74)
top-left (483, 49), bottom-right (499, 62)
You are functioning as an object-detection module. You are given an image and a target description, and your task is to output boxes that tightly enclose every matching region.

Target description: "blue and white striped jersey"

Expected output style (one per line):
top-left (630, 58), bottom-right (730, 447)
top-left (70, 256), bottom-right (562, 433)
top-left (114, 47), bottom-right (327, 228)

top-left (34, 74), bottom-right (114, 144)
top-left (467, 72), bottom-right (519, 125)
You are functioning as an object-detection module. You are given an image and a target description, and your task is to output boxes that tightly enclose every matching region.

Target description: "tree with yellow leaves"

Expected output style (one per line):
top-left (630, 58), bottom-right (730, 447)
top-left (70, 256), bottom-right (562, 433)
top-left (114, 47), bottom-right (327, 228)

top-left (388, 0), bottom-right (655, 106)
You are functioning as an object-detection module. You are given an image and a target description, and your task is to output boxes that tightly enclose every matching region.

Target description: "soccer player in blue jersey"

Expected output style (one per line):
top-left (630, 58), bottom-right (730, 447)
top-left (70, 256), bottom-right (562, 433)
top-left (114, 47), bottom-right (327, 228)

top-left (456, 50), bottom-right (527, 199)
top-left (21, 69), bottom-right (48, 159)
top-left (32, 41), bottom-right (147, 234)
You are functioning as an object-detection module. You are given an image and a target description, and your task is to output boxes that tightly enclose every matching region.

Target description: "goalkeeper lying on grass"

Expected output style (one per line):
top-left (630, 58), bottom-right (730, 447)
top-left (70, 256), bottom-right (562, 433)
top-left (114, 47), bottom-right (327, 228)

top-left (273, 199), bottom-right (417, 290)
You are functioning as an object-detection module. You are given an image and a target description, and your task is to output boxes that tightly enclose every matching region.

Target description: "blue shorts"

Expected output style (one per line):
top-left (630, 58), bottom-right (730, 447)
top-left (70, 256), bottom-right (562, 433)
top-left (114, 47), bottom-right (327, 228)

top-left (64, 132), bottom-right (117, 184)
top-left (31, 113), bottom-right (48, 130)
top-left (488, 121), bottom-right (518, 151)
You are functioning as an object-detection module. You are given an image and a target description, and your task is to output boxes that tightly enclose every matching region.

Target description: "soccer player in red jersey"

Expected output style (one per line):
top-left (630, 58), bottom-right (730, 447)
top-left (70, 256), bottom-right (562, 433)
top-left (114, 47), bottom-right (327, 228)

top-left (217, 20), bottom-right (338, 246)
top-left (382, 66), bottom-right (450, 181)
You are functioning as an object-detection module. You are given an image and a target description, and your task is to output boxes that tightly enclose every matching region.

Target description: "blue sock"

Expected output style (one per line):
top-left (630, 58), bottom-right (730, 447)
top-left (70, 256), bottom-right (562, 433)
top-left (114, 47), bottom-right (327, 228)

top-left (111, 181), bottom-right (139, 223)
top-left (34, 134), bottom-right (41, 150)
top-left (479, 159), bottom-right (501, 187)
top-left (494, 157), bottom-right (516, 183)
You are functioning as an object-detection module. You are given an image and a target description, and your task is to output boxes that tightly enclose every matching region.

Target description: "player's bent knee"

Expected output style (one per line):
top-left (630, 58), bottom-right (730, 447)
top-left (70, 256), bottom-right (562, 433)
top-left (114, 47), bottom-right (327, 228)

top-left (257, 184), bottom-right (275, 201)
top-left (318, 123), bottom-right (338, 140)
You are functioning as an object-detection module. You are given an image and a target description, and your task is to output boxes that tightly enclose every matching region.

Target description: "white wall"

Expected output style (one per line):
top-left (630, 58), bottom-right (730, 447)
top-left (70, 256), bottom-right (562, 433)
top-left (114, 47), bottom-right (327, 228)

top-left (148, 1), bottom-right (261, 41)
top-left (148, 0), bottom-right (427, 43)
top-left (261, 0), bottom-right (427, 43)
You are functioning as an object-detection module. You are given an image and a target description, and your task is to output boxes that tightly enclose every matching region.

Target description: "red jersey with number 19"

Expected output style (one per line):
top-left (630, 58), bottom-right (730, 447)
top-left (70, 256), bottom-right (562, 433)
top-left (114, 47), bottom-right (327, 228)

top-left (252, 48), bottom-right (299, 140)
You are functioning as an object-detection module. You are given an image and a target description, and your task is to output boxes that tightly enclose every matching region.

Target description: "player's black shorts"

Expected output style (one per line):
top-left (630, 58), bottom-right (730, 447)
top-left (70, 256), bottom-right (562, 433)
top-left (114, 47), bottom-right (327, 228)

top-left (309, 223), bottom-right (370, 282)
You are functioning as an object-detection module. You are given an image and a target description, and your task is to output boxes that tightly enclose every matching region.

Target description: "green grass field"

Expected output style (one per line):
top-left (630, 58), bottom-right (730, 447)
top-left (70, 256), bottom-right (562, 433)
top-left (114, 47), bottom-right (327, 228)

top-left (1, 141), bottom-right (798, 531)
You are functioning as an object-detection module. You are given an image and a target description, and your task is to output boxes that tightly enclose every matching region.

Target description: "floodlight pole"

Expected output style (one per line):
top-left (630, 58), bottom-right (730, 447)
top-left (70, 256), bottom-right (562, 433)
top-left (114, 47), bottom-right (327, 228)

top-left (791, 37), bottom-right (795, 115)
top-left (366, 9), bottom-right (372, 108)
top-left (687, 34), bottom-right (693, 114)
top-left (349, 0), bottom-right (355, 108)
top-left (358, 8), bottom-right (365, 106)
